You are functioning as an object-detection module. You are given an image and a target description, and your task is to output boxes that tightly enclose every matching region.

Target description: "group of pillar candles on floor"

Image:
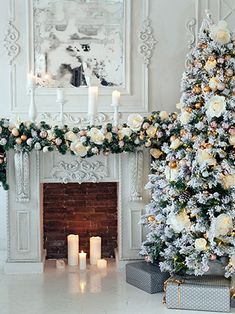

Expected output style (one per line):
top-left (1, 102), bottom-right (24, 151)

top-left (63, 234), bottom-right (108, 270)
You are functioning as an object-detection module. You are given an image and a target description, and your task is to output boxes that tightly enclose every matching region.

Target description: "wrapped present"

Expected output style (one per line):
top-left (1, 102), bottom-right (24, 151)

top-left (126, 261), bottom-right (169, 294)
top-left (164, 275), bottom-right (231, 312)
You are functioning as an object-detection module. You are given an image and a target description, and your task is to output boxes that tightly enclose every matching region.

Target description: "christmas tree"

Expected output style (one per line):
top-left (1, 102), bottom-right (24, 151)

top-left (140, 14), bottom-right (235, 277)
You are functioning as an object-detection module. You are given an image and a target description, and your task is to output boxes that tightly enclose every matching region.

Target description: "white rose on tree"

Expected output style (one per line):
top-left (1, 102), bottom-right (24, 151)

top-left (87, 128), bottom-right (105, 145)
top-left (146, 125), bottom-right (157, 138)
top-left (159, 111), bottom-right (169, 120)
top-left (195, 238), bottom-right (207, 251)
top-left (229, 135), bottom-right (235, 146)
top-left (222, 174), bottom-right (235, 189)
top-left (206, 95), bottom-right (226, 119)
top-left (65, 131), bottom-right (77, 142)
top-left (214, 214), bottom-right (233, 237)
top-left (197, 149), bottom-right (216, 166)
top-left (70, 141), bottom-right (87, 157)
top-left (167, 211), bottom-right (191, 233)
top-left (209, 20), bottom-right (231, 45)
top-left (118, 127), bottom-right (132, 140)
top-left (179, 111), bottom-right (191, 125)
top-left (127, 114), bottom-right (143, 131)
top-left (170, 138), bottom-right (182, 150)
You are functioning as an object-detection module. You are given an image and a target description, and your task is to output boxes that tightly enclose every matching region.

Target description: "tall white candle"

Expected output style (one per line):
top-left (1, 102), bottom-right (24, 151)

top-left (79, 250), bottom-right (87, 270)
top-left (90, 236), bottom-right (101, 265)
top-left (97, 259), bottom-right (107, 269)
top-left (67, 234), bottom-right (79, 266)
top-left (112, 90), bottom-right (120, 106)
top-left (88, 86), bottom-right (98, 116)
top-left (57, 88), bottom-right (65, 102)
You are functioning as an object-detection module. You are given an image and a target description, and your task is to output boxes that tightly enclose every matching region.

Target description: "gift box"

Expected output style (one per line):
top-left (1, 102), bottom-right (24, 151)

top-left (165, 275), bottom-right (231, 312)
top-left (126, 261), bottom-right (169, 294)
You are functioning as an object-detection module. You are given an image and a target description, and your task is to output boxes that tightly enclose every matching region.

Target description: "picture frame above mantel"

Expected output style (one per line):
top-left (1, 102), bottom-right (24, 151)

top-left (7, 0), bottom-right (155, 114)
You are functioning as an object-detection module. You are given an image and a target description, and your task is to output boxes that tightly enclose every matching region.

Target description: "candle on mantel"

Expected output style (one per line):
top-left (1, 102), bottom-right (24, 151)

top-left (67, 234), bottom-right (79, 266)
top-left (88, 86), bottom-right (98, 116)
top-left (97, 259), bottom-right (107, 269)
top-left (112, 90), bottom-right (120, 106)
top-left (56, 88), bottom-right (65, 102)
top-left (90, 236), bottom-right (101, 265)
top-left (79, 250), bottom-right (87, 270)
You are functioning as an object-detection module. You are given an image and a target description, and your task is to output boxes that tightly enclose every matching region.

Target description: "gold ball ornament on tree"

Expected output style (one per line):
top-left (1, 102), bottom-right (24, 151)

top-left (192, 85), bottom-right (202, 94)
top-left (21, 134), bottom-right (27, 141)
top-left (11, 128), bottom-right (19, 137)
top-left (169, 161), bottom-right (177, 169)
top-left (208, 56), bottom-right (216, 62)
top-left (186, 107), bottom-right (193, 113)
top-left (147, 215), bottom-right (155, 223)
top-left (203, 86), bottom-right (211, 93)
top-left (195, 102), bottom-right (202, 109)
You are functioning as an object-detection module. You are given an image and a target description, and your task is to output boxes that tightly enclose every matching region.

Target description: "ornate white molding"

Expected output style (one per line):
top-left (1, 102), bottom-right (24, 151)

top-left (4, 21), bottom-right (20, 65)
top-left (186, 18), bottom-right (197, 48)
top-left (129, 149), bottom-right (144, 202)
top-left (50, 160), bottom-right (108, 184)
top-left (139, 18), bottom-right (157, 67)
top-left (14, 151), bottom-right (30, 202)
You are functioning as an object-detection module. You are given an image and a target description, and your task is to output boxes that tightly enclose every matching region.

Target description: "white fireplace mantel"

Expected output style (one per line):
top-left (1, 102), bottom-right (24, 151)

top-left (4, 149), bottom-right (150, 274)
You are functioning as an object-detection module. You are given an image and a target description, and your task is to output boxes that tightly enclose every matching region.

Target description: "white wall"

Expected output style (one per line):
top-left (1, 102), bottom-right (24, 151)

top-left (0, 0), bottom-right (234, 266)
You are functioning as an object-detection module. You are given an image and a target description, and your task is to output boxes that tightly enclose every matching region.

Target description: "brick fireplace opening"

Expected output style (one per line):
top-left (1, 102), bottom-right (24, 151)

top-left (43, 183), bottom-right (118, 259)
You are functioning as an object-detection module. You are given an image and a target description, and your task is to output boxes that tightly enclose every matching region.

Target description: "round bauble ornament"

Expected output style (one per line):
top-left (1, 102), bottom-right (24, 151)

top-left (217, 82), bottom-right (225, 91)
top-left (169, 161), bottom-right (177, 169)
top-left (0, 158), bottom-right (4, 164)
top-left (180, 130), bottom-right (187, 136)
top-left (15, 137), bottom-right (22, 145)
top-left (191, 135), bottom-right (198, 141)
top-left (144, 256), bottom-right (151, 263)
top-left (195, 102), bottom-right (202, 109)
top-left (203, 86), bottom-right (211, 93)
top-left (21, 134), bottom-right (27, 141)
top-left (11, 128), bottom-right (19, 137)
top-left (210, 254), bottom-right (217, 261)
top-left (193, 85), bottom-right (201, 94)
top-left (147, 215), bottom-right (155, 223)
top-left (186, 107), bottom-right (192, 113)
top-left (224, 54), bottom-right (231, 60)
top-left (226, 69), bottom-right (233, 77)
top-left (208, 56), bottom-right (215, 62)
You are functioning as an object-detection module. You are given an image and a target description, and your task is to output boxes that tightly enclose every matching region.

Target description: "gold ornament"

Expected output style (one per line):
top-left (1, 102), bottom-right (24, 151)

top-left (224, 54), bottom-right (231, 60)
top-left (147, 215), bottom-right (155, 223)
top-left (192, 85), bottom-right (201, 94)
top-left (186, 107), bottom-right (193, 113)
top-left (191, 135), bottom-right (197, 141)
top-left (180, 130), bottom-right (187, 136)
top-left (169, 161), bottom-right (177, 169)
top-left (203, 86), bottom-right (211, 93)
top-left (195, 103), bottom-right (201, 109)
top-left (15, 137), bottom-right (22, 145)
top-left (12, 128), bottom-right (19, 137)
top-left (208, 56), bottom-right (215, 62)
top-left (21, 134), bottom-right (27, 141)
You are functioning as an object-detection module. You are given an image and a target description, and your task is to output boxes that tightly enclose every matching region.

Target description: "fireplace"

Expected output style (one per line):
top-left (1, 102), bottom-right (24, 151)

top-left (4, 150), bottom-right (149, 273)
top-left (43, 183), bottom-right (118, 259)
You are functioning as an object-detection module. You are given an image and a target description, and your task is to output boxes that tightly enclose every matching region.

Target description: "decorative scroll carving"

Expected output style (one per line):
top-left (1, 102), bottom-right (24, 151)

top-left (129, 149), bottom-right (144, 202)
top-left (186, 18), bottom-right (197, 49)
top-left (14, 151), bottom-right (30, 202)
top-left (139, 18), bottom-right (157, 66)
top-left (4, 21), bottom-right (20, 65)
top-left (50, 160), bottom-right (108, 184)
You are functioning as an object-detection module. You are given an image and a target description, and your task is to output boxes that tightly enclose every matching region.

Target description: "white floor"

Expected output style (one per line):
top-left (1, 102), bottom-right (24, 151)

top-left (0, 260), bottom-right (234, 314)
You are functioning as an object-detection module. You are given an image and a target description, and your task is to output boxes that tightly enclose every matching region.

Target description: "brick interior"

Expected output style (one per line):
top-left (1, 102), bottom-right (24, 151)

top-left (43, 183), bottom-right (118, 259)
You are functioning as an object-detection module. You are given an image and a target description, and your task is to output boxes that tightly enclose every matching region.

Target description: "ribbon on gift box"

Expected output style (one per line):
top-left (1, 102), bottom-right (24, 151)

top-left (162, 277), bottom-right (185, 307)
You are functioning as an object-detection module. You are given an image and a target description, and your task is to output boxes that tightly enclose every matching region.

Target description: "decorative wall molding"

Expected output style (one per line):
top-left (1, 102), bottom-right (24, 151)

top-left (186, 18), bottom-right (197, 49)
top-left (129, 149), bottom-right (144, 202)
top-left (4, 21), bottom-right (20, 65)
top-left (14, 151), bottom-right (30, 202)
top-left (50, 160), bottom-right (108, 184)
top-left (139, 18), bottom-right (157, 67)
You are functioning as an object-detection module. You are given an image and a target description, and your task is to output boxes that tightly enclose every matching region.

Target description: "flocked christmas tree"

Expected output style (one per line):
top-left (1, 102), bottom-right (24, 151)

top-left (140, 13), bottom-right (235, 277)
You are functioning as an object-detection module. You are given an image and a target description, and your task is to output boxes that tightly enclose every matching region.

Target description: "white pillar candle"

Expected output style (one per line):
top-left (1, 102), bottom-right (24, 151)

top-left (90, 236), bottom-right (101, 265)
top-left (79, 250), bottom-right (87, 270)
top-left (67, 234), bottom-right (79, 266)
top-left (112, 90), bottom-right (120, 106)
top-left (97, 259), bottom-right (107, 269)
top-left (57, 88), bottom-right (65, 102)
top-left (88, 86), bottom-right (98, 116)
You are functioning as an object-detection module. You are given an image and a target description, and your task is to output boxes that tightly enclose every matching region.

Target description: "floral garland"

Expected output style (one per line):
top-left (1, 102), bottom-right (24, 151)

top-left (0, 111), bottom-right (178, 190)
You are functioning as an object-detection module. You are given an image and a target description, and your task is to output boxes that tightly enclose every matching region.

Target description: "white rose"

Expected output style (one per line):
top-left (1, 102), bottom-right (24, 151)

top-left (170, 139), bottom-right (182, 150)
top-left (47, 130), bottom-right (55, 141)
top-left (43, 146), bottom-right (49, 153)
top-left (197, 149), bottom-right (216, 166)
top-left (118, 127), bottom-right (132, 140)
top-left (229, 135), bottom-right (235, 146)
top-left (87, 128), bottom-right (104, 145)
top-left (70, 141), bottom-right (87, 157)
top-left (150, 148), bottom-right (163, 159)
top-left (159, 111), bottom-right (169, 120)
top-left (180, 111), bottom-right (191, 125)
top-left (214, 214), bottom-right (233, 237)
top-left (0, 138), bottom-right (7, 145)
top-left (209, 21), bottom-right (231, 45)
top-left (209, 77), bottom-right (219, 91)
top-left (204, 60), bottom-right (217, 72)
top-left (206, 95), bottom-right (226, 119)
top-left (195, 238), bottom-right (207, 251)
top-left (34, 142), bottom-right (41, 150)
top-left (105, 132), bottom-right (113, 143)
top-left (127, 114), bottom-right (143, 131)
top-left (165, 166), bottom-right (179, 182)
top-left (65, 131), bottom-right (77, 142)
top-left (146, 125), bottom-right (157, 138)
top-left (222, 174), bottom-right (235, 189)
top-left (167, 211), bottom-right (191, 233)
